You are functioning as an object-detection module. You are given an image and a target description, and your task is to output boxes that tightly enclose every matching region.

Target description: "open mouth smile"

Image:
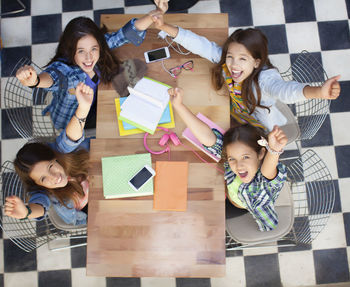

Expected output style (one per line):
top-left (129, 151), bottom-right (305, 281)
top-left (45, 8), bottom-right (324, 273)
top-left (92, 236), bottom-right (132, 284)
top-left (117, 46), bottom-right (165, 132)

top-left (238, 171), bottom-right (248, 179)
top-left (231, 70), bottom-right (243, 80)
top-left (83, 62), bottom-right (94, 69)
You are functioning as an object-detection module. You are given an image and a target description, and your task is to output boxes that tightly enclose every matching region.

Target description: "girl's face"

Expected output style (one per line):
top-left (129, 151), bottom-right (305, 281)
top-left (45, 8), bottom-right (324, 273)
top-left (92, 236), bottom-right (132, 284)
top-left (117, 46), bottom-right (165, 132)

top-left (225, 42), bottom-right (260, 83)
top-left (74, 34), bottom-right (100, 76)
top-left (30, 160), bottom-right (68, 189)
top-left (226, 141), bottom-right (265, 183)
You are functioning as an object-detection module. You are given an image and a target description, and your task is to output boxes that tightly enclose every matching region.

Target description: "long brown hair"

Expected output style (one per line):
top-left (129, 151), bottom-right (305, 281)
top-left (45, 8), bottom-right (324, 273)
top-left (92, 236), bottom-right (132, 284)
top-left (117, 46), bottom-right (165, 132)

top-left (47, 16), bottom-right (120, 83)
top-left (212, 28), bottom-right (275, 114)
top-left (222, 124), bottom-right (266, 160)
top-left (14, 142), bottom-right (89, 207)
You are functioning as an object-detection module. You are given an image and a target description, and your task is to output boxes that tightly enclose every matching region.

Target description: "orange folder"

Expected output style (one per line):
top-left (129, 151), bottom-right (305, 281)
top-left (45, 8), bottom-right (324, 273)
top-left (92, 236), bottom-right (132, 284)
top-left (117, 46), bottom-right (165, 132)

top-left (153, 161), bottom-right (189, 211)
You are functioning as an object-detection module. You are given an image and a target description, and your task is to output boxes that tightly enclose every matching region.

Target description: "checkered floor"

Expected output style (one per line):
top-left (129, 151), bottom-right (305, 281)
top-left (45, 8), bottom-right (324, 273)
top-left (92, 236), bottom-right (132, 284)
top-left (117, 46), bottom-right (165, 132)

top-left (1, 0), bottom-right (350, 286)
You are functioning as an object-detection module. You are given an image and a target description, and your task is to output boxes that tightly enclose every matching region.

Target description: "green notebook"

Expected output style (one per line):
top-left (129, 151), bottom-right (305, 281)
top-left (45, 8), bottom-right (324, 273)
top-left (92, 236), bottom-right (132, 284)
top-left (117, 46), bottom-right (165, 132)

top-left (101, 153), bottom-right (154, 199)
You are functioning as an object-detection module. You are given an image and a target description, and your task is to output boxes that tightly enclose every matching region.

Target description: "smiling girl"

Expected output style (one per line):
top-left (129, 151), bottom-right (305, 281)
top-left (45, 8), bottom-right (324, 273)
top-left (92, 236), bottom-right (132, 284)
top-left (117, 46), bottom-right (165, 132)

top-left (154, 20), bottom-right (341, 131)
top-left (4, 83), bottom-right (94, 225)
top-left (169, 87), bottom-right (288, 231)
top-left (15, 1), bottom-right (168, 130)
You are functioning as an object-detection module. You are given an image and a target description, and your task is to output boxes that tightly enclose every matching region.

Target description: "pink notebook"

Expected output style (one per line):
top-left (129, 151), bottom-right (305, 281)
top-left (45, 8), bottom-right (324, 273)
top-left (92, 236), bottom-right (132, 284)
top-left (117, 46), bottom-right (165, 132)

top-left (182, 113), bottom-right (226, 162)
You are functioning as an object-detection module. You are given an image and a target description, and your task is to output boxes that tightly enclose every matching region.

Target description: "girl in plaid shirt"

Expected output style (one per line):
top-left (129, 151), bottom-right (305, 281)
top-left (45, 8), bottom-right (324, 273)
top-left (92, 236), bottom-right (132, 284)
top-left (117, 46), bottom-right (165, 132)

top-left (169, 87), bottom-right (288, 231)
top-left (15, 0), bottom-right (169, 131)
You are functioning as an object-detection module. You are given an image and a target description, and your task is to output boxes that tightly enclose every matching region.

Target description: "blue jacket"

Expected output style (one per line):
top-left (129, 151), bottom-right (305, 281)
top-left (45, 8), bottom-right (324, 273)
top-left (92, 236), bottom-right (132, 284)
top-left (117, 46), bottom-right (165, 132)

top-left (28, 130), bottom-right (90, 225)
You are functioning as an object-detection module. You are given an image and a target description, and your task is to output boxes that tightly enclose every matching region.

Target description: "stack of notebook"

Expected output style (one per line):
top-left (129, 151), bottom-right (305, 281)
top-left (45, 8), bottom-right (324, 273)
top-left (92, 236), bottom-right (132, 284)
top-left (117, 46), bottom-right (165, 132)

top-left (115, 77), bottom-right (175, 136)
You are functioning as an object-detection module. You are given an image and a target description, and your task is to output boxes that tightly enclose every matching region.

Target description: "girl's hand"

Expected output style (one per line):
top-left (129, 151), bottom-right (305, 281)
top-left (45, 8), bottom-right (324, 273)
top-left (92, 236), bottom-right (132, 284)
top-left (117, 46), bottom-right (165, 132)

top-left (151, 12), bottom-right (164, 29)
top-left (320, 75), bottom-right (341, 100)
top-left (75, 82), bottom-right (94, 110)
top-left (16, 65), bottom-right (38, 87)
top-left (168, 87), bottom-right (184, 109)
top-left (268, 125), bottom-right (288, 153)
top-left (154, 0), bottom-right (169, 13)
top-left (4, 196), bottom-right (28, 219)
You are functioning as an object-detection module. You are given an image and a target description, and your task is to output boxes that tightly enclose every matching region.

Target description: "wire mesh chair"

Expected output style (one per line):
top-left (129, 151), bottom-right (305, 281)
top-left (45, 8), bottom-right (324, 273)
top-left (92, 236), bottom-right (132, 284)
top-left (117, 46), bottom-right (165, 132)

top-left (0, 161), bottom-right (87, 252)
top-left (226, 149), bottom-right (335, 250)
top-left (280, 50), bottom-right (330, 141)
top-left (4, 57), bottom-right (59, 140)
top-left (0, 0), bottom-right (26, 16)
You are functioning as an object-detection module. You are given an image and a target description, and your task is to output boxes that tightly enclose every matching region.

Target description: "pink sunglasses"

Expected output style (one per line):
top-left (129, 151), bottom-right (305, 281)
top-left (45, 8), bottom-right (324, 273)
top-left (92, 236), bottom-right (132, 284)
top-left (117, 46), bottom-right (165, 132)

top-left (169, 60), bottom-right (194, 78)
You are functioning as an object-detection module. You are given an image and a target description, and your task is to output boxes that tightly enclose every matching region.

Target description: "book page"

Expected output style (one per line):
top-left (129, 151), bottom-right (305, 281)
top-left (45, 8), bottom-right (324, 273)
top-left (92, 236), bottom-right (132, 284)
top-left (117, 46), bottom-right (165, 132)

top-left (120, 95), bottom-right (162, 129)
top-left (134, 77), bottom-right (170, 108)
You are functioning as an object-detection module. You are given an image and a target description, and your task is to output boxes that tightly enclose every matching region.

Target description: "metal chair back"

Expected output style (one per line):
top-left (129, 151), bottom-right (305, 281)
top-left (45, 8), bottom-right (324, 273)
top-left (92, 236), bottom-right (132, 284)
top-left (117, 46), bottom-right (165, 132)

top-left (226, 149), bottom-right (335, 250)
top-left (4, 58), bottom-right (59, 140)
top-left (280, 50), bottom-right (330, 140)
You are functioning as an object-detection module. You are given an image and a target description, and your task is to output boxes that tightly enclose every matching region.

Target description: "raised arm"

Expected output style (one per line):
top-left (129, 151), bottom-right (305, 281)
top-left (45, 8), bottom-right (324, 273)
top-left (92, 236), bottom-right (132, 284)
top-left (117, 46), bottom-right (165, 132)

top-left (303, 75), bottom-right (341, 100)
top-left (260, 126), bottom-right (288, 180)
top-left (169, 87), bottom-right (217, 146)
top-left (4, 195), bottom-right (45, 220)
top-left (16, 65), bottom-right (53, 88)
top-left (152, 15), bottom-right (222, 63)
top-left (133, 0), bottom-right (169, 31)
top-left (65, 83), bottom-right (94, 141)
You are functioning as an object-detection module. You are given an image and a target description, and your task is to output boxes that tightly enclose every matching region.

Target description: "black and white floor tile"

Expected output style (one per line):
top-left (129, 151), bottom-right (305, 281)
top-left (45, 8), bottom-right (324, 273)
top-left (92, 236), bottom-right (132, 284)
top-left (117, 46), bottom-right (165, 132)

top-left (1, 0), bottom-right (350, 286)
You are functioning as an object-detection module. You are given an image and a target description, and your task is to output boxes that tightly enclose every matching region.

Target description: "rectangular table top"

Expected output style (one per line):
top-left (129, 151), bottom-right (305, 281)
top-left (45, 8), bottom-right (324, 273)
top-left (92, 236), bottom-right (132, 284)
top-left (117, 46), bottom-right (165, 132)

top-left (86, 13), bottom-right (229, 278)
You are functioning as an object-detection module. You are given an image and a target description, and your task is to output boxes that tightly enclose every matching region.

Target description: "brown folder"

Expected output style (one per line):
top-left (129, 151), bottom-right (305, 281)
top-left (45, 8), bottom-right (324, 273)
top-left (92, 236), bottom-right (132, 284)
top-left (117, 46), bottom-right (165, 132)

top-left (153, 161), bottom-right (189, 211)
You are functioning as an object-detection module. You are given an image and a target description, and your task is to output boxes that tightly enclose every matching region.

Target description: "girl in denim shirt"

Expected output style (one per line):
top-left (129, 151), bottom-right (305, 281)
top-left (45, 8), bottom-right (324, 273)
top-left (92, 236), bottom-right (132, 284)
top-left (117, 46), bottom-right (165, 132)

top-left (4, 83), bottom-right (94, 225)
top-left (154, 19), bottom-right (341, 131)
top-left (15, 0), bottom-right (169, 131)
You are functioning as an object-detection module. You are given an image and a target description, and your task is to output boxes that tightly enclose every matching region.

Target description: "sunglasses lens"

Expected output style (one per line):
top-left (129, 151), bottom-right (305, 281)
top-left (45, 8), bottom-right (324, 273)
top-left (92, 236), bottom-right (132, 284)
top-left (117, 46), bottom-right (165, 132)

top-left (183, 61), bottom-right (193, 70)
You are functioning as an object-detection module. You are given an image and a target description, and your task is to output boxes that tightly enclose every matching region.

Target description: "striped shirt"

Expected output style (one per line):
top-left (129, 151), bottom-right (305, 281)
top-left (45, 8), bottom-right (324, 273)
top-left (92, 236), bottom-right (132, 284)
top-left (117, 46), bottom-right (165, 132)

top-left (204, 129), bottom-right (287, 231)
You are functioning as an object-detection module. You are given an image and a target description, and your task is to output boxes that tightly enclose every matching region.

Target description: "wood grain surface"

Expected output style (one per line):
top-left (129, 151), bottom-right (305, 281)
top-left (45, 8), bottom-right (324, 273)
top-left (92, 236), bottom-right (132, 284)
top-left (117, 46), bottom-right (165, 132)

top-left (87, 13), bottom-right (228, 278)
top-left (96, 14), bottom-right (230, 139)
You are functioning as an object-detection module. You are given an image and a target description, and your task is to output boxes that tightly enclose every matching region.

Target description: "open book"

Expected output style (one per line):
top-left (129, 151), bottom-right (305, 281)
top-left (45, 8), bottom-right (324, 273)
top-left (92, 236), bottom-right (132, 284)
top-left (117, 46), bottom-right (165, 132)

top-left (119, 77), bottom-right (171, 135)
top-left (114, 97), bottom-right (175, 136)
top-left (182, 113), bottom-right (226, 162)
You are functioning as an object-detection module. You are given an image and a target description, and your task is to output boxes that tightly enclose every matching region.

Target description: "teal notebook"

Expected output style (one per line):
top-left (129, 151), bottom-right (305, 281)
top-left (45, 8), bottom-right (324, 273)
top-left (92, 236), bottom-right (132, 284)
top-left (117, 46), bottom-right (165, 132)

top-left (101, 153), bottom-right (154, 199)
top-left (119, 97), bottom-right (171, 130)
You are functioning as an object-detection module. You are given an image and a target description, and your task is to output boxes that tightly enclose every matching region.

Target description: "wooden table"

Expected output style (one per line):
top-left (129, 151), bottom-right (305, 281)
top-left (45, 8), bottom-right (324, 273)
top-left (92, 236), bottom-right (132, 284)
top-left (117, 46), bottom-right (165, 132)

top-left (87, 14), bottom-right (230, 277)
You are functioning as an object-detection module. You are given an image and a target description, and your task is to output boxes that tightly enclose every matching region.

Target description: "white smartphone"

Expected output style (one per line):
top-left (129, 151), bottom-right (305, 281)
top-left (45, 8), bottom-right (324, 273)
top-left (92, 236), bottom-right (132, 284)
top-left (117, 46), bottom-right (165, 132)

top-left (144, 46), bottom-right (170, 63)
top-left (128, 165), bottom-right (156, 191)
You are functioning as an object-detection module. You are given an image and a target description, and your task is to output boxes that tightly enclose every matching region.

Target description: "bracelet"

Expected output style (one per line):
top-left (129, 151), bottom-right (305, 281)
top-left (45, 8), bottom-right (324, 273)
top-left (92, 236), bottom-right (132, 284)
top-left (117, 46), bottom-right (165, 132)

top-left (19, 205), bottom-right (32, 220)
top-left (28, 75), bottom-right (40, 89)
top-left (257, 137), bottom-right (284, 155)
top-left (73, 113), bottom-right (87, 130)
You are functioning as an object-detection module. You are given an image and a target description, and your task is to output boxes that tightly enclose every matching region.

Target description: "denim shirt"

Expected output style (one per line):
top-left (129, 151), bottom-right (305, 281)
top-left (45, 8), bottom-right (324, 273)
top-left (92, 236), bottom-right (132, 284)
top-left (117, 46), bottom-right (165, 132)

top-left (173, 27), bottom-right (308, 131)
top-left (42, 18), bottom-right (146, 130)
top-left (28, 130), bottom-right (90, 225)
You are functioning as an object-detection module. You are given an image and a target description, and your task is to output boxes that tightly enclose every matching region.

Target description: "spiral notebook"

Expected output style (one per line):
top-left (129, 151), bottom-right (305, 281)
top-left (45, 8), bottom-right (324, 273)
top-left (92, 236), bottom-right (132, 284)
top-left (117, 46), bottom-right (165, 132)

top-left (101, 153), bottom-right (154, 199)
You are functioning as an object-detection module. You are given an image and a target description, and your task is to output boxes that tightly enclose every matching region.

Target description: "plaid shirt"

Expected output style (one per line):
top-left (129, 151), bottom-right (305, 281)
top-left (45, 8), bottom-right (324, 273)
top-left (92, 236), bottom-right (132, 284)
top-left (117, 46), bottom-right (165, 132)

top-left (42, 18), bottom-right (146, 130)
top-left (204, 129), bottom-right (287, 231)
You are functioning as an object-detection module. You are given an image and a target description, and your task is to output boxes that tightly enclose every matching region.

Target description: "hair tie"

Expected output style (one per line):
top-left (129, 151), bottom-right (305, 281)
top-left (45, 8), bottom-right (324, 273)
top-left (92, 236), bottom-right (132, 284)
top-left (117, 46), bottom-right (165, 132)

top-left (257, 137), bottom-right (283, 155)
